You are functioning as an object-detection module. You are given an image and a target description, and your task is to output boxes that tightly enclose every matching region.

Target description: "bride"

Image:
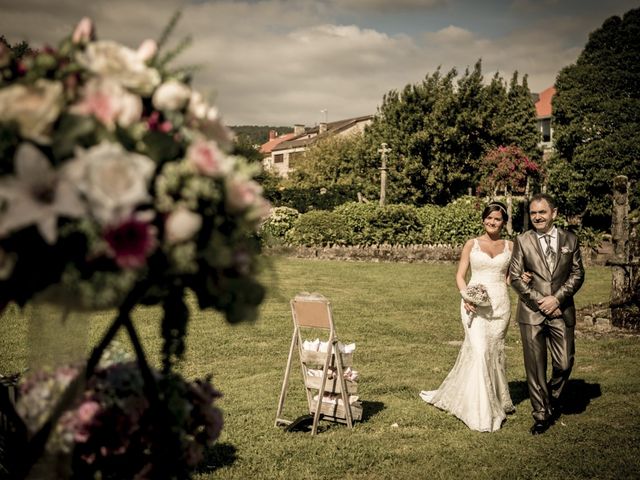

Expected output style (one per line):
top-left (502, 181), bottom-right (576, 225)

top-left (420, 201), bottom-right (524, 432)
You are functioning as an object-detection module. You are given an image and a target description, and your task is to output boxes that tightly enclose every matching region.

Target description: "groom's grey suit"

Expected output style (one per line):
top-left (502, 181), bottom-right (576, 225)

top-left (509, 228), bottom-right (585, 422)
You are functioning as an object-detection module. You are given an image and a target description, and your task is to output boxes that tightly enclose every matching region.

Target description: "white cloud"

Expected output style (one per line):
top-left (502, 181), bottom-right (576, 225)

top-left (0, 0), bottom-right (636, 127)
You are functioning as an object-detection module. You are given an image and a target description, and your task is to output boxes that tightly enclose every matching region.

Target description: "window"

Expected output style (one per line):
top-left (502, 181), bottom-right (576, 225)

top-left (274, 153), bottom-right (284, 163)
top-left (539, 118), bottom-right (551, 143)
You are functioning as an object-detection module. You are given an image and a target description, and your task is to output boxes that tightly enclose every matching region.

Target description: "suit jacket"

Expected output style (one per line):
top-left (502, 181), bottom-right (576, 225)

top-left (509, 228), bottom-right (585, 326)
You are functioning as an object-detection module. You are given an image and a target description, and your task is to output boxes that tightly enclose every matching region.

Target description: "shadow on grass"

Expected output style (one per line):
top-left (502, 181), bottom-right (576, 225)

top-left (361, 400), bottom-right (386, 421)
top-left (196, 442), bottom-right (238, 474)
top-left (509, 380), bottom-right (530, 405)
top-left (561, 379), bottom-right (602, 415)
top-left (509, 378), bottom-right (602, 415)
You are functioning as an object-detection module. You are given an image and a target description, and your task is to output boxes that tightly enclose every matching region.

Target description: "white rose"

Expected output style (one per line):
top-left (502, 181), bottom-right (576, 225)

top-left (152, 80), bottom-right (191, 111)
top-left (186, 91), bottom-right (234, 151)
top-left (165, 207), bottom-right (202, 244)
top-left (0, 79), bottom-right (63, 144)
top-left (76, 40), bottom-right (161, 95)
top-left (64, 142), bottom-right (155, 225)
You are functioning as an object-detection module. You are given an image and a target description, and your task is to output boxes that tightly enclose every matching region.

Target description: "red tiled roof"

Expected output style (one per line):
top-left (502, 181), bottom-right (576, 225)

top-left (535, 86), bottom-right (556, 118)
top-left (259, 132), bottom-right (297, 154)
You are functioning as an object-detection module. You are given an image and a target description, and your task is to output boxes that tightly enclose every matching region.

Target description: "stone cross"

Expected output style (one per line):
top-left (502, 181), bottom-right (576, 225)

top-left (378, 143), bottom-right (391, 206)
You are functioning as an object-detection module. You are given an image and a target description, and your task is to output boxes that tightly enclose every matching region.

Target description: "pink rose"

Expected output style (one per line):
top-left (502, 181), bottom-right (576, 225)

top-left (137, 39), bottom-right (157, 62)
top-left (70, 77), bottom-right (142, 130)
top-left (186, 139), bottom-right (230, 177)
top-left (225, 177), bottom-right (262, 213)
top-left (72, 17), bottom-right (94, 44)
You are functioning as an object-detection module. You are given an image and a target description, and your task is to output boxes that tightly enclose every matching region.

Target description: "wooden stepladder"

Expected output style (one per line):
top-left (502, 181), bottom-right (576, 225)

top-left (275, 293), bottom-right (361, 435)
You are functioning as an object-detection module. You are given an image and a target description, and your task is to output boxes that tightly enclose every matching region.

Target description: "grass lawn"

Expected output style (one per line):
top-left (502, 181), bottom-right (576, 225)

top-left (2, 257), bottom-right (639, 479)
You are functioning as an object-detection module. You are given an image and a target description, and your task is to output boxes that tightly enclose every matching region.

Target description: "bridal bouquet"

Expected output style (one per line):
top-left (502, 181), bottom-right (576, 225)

top-left (461, 284), bottom-right (490, 327)
top-left (461, 284), bottom-right (490, 306)
top-left (0, 14), bottom-right (268, 478)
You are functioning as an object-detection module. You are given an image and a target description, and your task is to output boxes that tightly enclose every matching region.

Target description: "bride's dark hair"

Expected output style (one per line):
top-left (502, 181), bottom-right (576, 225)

top-left (482, 201), bottom-right (509, 222)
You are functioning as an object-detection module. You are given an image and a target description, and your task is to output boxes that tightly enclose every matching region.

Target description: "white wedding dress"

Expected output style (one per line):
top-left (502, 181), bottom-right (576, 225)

top-left (420, 239), bottom-right (515, 432)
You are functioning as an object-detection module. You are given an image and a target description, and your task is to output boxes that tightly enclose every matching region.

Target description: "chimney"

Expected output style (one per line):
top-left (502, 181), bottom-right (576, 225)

top-left (294, 124), bottom-right (305, 135)
top-left (319, 122), bottom-right (327, 134)
top-left (269, 130), bottom-right (277, 140)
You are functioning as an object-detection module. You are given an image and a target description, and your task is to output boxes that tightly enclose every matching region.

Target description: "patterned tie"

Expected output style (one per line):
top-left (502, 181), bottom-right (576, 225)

top-left (544, 234), bottom-right (555, 272)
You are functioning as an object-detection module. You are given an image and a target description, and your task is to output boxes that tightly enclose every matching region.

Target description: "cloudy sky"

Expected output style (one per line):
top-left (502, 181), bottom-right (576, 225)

top-left (0, 0), bottom-right (637, 127)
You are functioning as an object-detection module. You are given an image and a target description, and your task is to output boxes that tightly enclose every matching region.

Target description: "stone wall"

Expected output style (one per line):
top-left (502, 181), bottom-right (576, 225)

top-left (265, 244), bottom-right (608, 265)
top-left (264, 244), bottom-right (462, 262)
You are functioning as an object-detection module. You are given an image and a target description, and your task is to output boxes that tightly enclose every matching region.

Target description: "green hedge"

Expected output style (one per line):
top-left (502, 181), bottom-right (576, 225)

top-left (277, 197), bottom-right (486, 247)
top-left (262, 197), bottom-right (607, 249)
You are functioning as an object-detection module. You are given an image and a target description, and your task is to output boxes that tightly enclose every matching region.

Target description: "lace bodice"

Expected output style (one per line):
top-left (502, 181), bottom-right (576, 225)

top-left (468, 239), bottom-right (511, 285)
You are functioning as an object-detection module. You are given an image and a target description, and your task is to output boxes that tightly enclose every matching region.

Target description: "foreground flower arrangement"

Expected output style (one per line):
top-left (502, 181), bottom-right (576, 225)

top-left (0, 15), bottom-right (268, 478)
top-left (17, 344), bottom-right (223, 479)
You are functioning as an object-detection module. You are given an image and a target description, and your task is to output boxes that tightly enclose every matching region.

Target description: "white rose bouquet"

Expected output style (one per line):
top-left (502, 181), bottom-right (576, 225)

top-left (0, 14), bottom-right (269, 479)
top-left (461, 284), bottom-right (491, 327)
top-left (461, 284), bottom-right (491, 307)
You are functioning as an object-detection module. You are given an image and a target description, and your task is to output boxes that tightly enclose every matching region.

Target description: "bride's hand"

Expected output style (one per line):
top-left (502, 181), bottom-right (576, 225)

top-left (463, 301), bottom-right (476, 314)
top-left (521, 271), bottom-right (533, 285)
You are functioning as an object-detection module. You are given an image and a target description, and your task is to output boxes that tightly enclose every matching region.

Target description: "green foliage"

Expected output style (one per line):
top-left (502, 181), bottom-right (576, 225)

top-left (552, 7), bottom-right (640, 226)
top-left (260, 206), bottom-right (300, 244)
top-left (264, 184), bottom-right (358, 213)
top-left (417, 197), bottom-right (485, 245)
top-left (230, 126), bottom-right (293, 146)
top-left (232, 134), bottom-right (262, 163)
top-left (333, 202), bottom-right (424, 245)
top-left (284, 210), bottom-right (348, 246)
top-left (287, 134), bottom-right (372, 195)
top-left (363, 61), bottom-right (540, 205)
top-left (283, 197), bottom-right (486, 247)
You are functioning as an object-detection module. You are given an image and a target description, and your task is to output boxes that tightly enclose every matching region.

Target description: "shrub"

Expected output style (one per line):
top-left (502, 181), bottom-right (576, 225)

top-left (284, 210), bottom-right (348, 246)
top-left (417, 197), bottom-right (484, 245)
top-left (260, 207), bottom-right (300, 244)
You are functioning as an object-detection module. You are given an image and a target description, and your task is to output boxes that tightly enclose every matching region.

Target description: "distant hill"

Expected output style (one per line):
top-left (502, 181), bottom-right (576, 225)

top-left (230, 125), bottom-right (294, 146)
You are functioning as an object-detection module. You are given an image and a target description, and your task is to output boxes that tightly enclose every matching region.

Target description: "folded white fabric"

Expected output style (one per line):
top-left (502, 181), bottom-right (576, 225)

top-left (302, 338), bottom-right (356, 353)
top-left (306, 367), bottom-right (359, 382)
top-left (313, 393), bottom-right (360, 406)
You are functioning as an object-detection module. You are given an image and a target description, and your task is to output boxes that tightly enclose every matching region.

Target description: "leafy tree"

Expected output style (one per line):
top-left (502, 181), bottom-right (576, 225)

top-left (499, 72), bottom-right (541, 160)
top-left (232, 134), bottom-right (262, 163)
top-left (551, 7), bottom-right (640, 225)
top-left (287, 134), bottom-right (369, 189)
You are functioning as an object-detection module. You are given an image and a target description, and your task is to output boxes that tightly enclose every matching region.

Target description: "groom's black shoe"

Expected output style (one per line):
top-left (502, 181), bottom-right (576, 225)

top-left (530, 419), bottom-right (551, 435)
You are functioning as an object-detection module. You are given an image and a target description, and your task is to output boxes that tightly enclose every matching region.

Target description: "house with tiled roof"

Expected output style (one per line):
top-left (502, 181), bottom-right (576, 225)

top-left (259, 128), bottom-right (299, 171)
top-left (533, 85), bottom-right (556, 156)
top-left (262, 114), bottom-right (373, 177)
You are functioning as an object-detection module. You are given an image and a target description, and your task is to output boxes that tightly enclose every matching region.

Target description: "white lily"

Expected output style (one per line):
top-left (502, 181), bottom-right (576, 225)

top-left (0, 143), bottom-right (85, 244)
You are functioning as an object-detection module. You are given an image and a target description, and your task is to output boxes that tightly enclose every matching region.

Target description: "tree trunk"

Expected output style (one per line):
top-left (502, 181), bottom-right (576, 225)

top-left (609, 175), bottom-right (640, 329)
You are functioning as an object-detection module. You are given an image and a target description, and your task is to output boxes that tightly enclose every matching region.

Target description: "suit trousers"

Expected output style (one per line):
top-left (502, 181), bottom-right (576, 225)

top-left (519, 318), bottom-right (575, 421)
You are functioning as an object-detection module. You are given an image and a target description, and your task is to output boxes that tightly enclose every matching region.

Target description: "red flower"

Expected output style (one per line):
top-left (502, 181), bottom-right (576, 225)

top-left (104, 217), bottom-right (157, 269)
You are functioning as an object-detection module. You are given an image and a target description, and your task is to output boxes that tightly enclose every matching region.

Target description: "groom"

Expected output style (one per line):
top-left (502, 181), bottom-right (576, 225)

top-left (509, 193), bottom-right (585, 435)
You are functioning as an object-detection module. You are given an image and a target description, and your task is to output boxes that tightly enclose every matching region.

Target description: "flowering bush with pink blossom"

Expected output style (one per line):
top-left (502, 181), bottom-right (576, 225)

top-left (0, 14), bottom-right (268, 478)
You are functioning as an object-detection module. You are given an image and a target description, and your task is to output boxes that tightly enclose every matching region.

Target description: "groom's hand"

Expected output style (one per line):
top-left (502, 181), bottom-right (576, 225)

top-left (537, 295), bottom-right (560, 315)
top-left (549, 308), bottom-right (563, 318)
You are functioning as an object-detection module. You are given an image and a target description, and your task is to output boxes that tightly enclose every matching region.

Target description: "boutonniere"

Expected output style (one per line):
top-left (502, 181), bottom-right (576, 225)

top-left (560, 246), bottom-right (572, 255)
